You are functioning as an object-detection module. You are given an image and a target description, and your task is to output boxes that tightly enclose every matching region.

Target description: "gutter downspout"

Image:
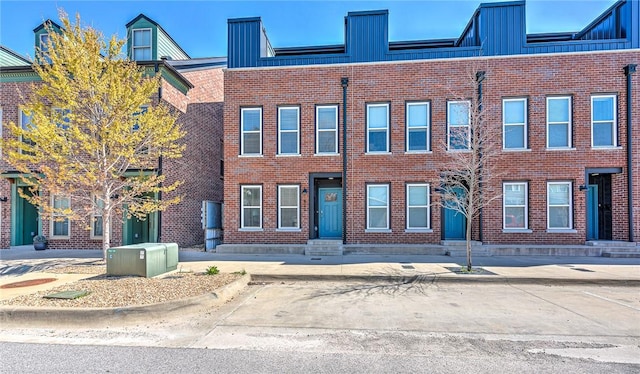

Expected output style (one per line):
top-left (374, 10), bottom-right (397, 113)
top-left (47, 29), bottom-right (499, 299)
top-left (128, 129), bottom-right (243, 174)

top-left (341, 77), bottom-right (349, 244)
top-left (476, 71), bottom-right (485, 243)
top-left (624, 64), bottom-right (636, 242)
top-left (156, 61), bottom-right (163, 242)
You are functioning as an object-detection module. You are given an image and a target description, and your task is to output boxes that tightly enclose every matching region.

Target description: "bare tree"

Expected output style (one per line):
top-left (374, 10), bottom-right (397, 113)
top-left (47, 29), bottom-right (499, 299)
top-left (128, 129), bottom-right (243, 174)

top-left (435, 69), bottom-right (503, 271)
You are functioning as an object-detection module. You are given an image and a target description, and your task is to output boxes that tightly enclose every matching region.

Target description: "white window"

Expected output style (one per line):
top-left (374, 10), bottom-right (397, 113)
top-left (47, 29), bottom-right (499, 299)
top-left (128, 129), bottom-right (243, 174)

top-left (53, 108), bottom-right (70, 129)
top-left (278, 185), bottom-right (299, 229)
top-left (503, 182), bottom-right (528, 229)
top-left (51, 195), bottom-right (70, 238)
top-left (367, 184), bottom-right (389, 229)
top-left (241, 108), bottom-right (262, 156)
top-left (406, 184), bottom-right (430, 229)
top-left (547, 97), bottom-right (572, 148)
top-left (19, 109), bottom-right (35, 153)
top-left (241, 185), bottom-right (262, 229)
top-left (278, 107), bottom-right (299, 155)
top-left (316, 105), bottom-right (338, 154)
top-left (39, 33), bottom-right (49, 51)
top-left (91, 196), bottom-right (105, 239)
top-left (132, 29), bottom-right (152, 60)
top-left (366, 103), bottom-right (389, 153)
top-left (591, 95), bottom-right (617, 147)
top-left (547, 182), bottom-right (572, 229)
top-left (447, 101), bottom-right (470, 151)
top-left (406, 102), bottom-right (429, 152)
top-left (503, 98), bottom-right (527, 150)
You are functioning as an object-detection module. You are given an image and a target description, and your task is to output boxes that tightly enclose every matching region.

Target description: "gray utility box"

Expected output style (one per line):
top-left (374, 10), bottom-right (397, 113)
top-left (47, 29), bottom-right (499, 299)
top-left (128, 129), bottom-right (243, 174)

top-left (106, 243), bottom-right (179, 278)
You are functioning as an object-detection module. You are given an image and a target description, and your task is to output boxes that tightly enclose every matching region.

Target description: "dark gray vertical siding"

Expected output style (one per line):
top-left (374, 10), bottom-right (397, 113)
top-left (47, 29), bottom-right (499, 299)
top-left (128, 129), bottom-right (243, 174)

top-left (480, 3), bottom-right (525, 56)
top-left (228, 19), bottom-right (261, 68)
top-left (346, 11), bottom-right (389, 62)
top-left (631, 0), bottom-right (639, 48)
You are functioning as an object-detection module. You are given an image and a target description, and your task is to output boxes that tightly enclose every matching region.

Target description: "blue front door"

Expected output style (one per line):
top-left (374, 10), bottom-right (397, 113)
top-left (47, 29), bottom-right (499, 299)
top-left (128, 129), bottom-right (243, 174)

top-left (444, 188), bottom-right (466, 240)
top-left (319, 187), bottom-right (342, 238)
top-left (587, 184), bottom-right (599, 240)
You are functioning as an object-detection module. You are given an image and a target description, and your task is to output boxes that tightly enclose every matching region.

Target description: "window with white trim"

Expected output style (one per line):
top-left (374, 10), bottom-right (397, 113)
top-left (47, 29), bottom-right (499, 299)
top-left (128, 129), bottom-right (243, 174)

top-left (447, 101), bottom-right (470, 150)
top-left (503, 182), bottom-right (528, 229)
top-left (406, 102), bottom-right (429, 152)
top-left (53, 108), bottom-right (70, 129)
top-left (51, 195), bottom-right (70, 238)
top-left (366, 103), bottom-right (389, 153)
top-left (503, 98), bottom-right (527, 149)
top-left (39, 33), bottom-right (51, 62)
top-left (241, 108), bottom-right (262, 155)
top-left (367, 184), bottom-right (389, 229)
top-left (278, 185), bottom-right (299, 229)
top-left (278, 106), bottom-right (299, 155)
top-left (91, 195), bottom-right (105, 238)
top-left (547, 96), bottom-right (571, 148)
top-left (241, 185), bottom-right (262, 229)
top-left (316, 105), bottom-right (338, 154)
top-left (132, 28), bottom-right (152, 60)
top-left (547, 182), bottom-right (572, 229)
top-left (591, 95), bottom-right (617, 147)
top-left (19, 109), bottom-right (35, 154)
top-left (406, 183), bottom-right (430, 229)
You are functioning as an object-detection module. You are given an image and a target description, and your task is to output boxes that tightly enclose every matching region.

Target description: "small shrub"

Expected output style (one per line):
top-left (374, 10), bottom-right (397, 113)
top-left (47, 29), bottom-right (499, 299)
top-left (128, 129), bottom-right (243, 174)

top-left (233, 269), bottom-right (247, 275)
top-left (205, 265), bottom-right (219, 275)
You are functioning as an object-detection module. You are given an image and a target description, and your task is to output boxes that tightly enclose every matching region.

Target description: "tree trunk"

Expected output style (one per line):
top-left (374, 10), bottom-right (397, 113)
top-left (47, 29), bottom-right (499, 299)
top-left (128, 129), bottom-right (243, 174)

top-left (466, 217), bottom-right (473, 272)
top-left (102, 210), bottom-right (111, 260)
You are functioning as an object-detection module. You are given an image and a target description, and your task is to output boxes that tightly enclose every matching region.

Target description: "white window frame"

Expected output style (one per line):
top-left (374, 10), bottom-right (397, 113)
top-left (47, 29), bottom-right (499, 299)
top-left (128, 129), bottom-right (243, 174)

top-left (51, 195), bottom-right (71, 238)
top-left (316, 105), bottom-right (338, 154)
top-left (591, 95), bottom-right (617, 148)
top-left (132, 28), bottom-right (152, 61)
top-left (547, 182), bottom-right (573, 230)
top-left (447, 100), bottom-right (471, 151)
top-left (240, 107), bottom-right (262, 156)
top-left (90, 195), bottom-right (105, 239)
top-left (277, 106), bottom-right (300, 155)
top-left (240, 185), bottom-right (262, 229)
top-left (367, 184), bottom-right (390, 230)
top-left (406, 102), bottom-right (430, 152)
top-left (546, 96), bottom-right (572, 149)
top-left (366, 103), bottom-right (390, 153)
top-left (503, 182), bottom-right (528, 230)
top-left (19, 109), bottom-right (34, 154)
top-left (278, 185), bottom-right (300, 229)
top-left (503, 98), bottom-right (528, 150)
top-left (406, 183), bottom-right (430, 229)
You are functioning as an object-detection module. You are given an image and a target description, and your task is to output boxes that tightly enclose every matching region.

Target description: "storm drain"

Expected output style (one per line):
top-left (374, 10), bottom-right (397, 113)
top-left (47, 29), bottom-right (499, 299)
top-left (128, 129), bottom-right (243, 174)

top-left (401, 264), bottom-right (415, 270)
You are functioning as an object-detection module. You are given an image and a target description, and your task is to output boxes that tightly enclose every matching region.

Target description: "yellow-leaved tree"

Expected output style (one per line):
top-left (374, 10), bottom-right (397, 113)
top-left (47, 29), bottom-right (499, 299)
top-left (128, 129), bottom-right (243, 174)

top-left (2, 11), bottom-right (185, 258)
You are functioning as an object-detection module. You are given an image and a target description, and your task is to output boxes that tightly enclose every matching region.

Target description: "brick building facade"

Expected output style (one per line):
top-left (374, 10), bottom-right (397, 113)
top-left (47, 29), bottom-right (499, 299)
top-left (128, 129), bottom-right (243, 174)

top-left (223, 0), bottom-right (639, 248)
top-left (0, 15), bottom-right (224, 249)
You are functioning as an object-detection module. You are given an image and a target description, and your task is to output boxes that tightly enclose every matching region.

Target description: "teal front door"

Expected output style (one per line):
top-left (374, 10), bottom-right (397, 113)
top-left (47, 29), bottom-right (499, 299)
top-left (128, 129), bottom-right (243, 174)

top-left (443, 188), bottom-right (466, 240)
top-left (318, 187), bottom-right (342, 238)
top-left (587, 184), bottom-right (598, 240)
top-left (20, 187), bottom-right (39, 245)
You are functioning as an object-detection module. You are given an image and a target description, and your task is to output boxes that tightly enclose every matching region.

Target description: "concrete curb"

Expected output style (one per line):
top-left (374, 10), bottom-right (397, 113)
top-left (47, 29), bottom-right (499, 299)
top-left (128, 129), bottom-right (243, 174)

top-left (250, 273), bottom-right (640, 286)
top-left (0, 273), bottom-right (251, 327)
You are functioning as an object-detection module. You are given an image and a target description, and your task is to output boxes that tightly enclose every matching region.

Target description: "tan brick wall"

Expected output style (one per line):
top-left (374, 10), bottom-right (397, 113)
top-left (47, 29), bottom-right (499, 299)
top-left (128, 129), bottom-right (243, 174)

top-left (223, 51), bottom-right (639, 245)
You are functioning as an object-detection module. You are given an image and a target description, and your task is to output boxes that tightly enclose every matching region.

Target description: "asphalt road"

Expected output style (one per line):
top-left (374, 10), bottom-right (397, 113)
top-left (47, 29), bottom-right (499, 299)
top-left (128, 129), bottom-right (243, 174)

top-left (2, 280), bottom-right (639, 373)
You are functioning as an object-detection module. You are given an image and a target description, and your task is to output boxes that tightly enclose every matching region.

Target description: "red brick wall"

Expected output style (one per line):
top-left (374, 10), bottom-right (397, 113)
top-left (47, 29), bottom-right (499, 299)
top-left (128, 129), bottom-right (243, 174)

top-left (223, 51), bottom-right (639, 245)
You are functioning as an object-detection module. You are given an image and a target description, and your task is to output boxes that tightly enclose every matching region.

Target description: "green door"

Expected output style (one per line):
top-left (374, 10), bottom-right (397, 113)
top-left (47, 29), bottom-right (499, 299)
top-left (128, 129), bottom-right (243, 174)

top-left (318, 187), bottom-right (342, 238)
top-left (20, 187), bottom-right (39, 245)
top-left (443, 187), bottom-right (466, 240)
top-left (587, 184), bottom-right (598, 240)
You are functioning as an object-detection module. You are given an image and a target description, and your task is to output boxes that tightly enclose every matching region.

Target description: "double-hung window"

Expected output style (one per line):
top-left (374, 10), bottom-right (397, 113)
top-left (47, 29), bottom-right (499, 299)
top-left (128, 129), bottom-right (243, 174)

top-left (366, 103), bottom-right (389, 153)
top-left (503, 182), bottom-right (528, 229)
top-left (503, 98), bottom-right (527, 150)
top-left (547, 97), bottom-right (571, 148)
top-left (278, 106), bottom-right (299, 155)
top-left (91, 196), bottom-right (105, 238)
top-left (278, 185), bottom-right (299, 229)
top-left (367, 184), bottom-right (389, 230)
top-left (406, 102), bottom-right (429, 152)
top-left (51, 195), bottom-right (70, 238)
top-left (447, 101), bottom-right (470, 151)
top-left (39, 33), bottom-right (51, 63)
top-left (241, 108), bottom-right (262, 156)
top-left (20, 110), bottom-right (35, 154)
top-left (316, 105), bottom-right (338, 154)
top-left (132, 29), bottom-right (152, 60)
top-left (53, 108), bottom-right (70, 129)
top-left (241, 185), bottom-right (262, 229)
top-left (406, 184), bottom-right (430, 229)
top-left (591, 95), bottom-right (617, 147)
top-left (547, 182), bottom-right (572, 230)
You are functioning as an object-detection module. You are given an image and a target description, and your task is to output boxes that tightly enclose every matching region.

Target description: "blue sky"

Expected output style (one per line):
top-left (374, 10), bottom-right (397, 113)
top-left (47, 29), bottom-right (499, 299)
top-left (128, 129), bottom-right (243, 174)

top-left (1, 0), bottom-right (617, 60)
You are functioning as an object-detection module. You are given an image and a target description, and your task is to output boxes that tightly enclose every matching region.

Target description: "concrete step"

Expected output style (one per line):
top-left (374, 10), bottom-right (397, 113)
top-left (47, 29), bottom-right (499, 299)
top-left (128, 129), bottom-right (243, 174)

top-left (215, 244), bottom-right (305, 255)
top-left (586, 241), bottom-right (637, 247)
top-left (445, 248), bottom-right (490, 257)
top-left (345, 245), bottom-right (445, 255)
top-left (305, 247), bottom-right (343, 256)
top-left (307, 239), bottom-right (343, 246)
top-left (488, 245), bottom-right (603, 257)
top-left (602, 252), bottom-right (640, 258)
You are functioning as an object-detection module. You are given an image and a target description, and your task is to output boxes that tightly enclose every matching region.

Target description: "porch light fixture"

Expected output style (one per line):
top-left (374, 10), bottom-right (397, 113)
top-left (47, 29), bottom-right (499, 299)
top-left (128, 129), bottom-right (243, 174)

top-left (0, 197), bottom-right (7, 202)
top-left (302, 188), bottom-right (308, 194)
top-left (579, 185), bottom-right (588, 191)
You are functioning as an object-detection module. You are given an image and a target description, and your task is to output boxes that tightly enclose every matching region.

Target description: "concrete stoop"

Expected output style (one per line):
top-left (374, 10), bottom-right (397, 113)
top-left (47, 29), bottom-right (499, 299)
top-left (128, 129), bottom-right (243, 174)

top-left (214, 241), bottom-right (640, 257)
